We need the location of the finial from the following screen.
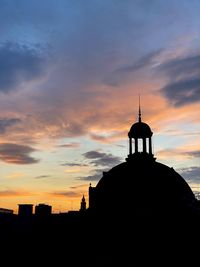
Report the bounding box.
[139,94,142,122]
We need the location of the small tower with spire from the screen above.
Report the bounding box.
[80,195,86,212]
[127,97,153,160]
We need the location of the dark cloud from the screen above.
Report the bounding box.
[80,150,121,181]
[0,42,45,93]
[61,162,88,167]
[58,142,80,148]
[83,150,122,167]
[35,175,51,179]
[178,166,200,183]
[70,184,87,189]
[0,118,21,134]
[159,54,200,106]
[80,170,104,181]
[160,55,200,80]
[161,78,200,106]
[83,151,106,159]
[0,143,39,164]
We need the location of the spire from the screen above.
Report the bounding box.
[138,94,142,122]
[80,194,86,211]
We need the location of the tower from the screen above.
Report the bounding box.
[127,102,153,159]
[18,204,33,217]
[80,195,86,211]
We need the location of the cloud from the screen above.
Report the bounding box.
[157,148,200,162]
[185,150,200,158]
[0,42,45,93]
[0,143,39,164]
[115,50,162,73]
[50,191,81,198]
[58,142,80,148]
[0,190,32,197]
[90,130,126,143]
[161,78,200,107]
[81,174,101,181]
[0,118,21,134]
[61,162,88,167]
[79,150,121,181]
[178,166,200,183]
[6,172,24,179]
[35,175,51,179]
[0,1,199,146]
[80,170,104,181]
[159,54,200,106]
[70,184,88,190]
[64,169,80,173]
[83,150,122,167]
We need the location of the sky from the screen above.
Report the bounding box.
[1,0,200,213]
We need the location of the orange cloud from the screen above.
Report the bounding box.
[0,190,35,197]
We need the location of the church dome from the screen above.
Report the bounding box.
[93,157,196,215]
[88,105,198,218]
[128,121,153,138]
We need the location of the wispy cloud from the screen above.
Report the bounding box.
[6,172,24,179]
[70,184,88,190]
[185,150,200,158]
[61,162,88,167]
[50,191,81,198]
[0,118,21,134]
[115,50,162,73]
[58,142,80,148]
[64,169,80,173]
[90,130,126,143]
[0,190,34,197]
[35,175,51,179]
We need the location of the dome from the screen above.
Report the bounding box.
[128,121,153,138]
[92,156,196,215]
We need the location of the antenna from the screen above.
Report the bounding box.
[138,94,142,122]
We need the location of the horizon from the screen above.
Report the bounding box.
[1,0,200,213]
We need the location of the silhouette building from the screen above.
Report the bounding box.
[18,204,33,217]
[35,203,52,217]
[88,107,197,218]
[0,208,13,214]
[80,195,86,211]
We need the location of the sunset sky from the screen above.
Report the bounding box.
[1,0,200,213]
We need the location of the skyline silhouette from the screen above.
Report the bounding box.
[1,110,200,266]
[1,1,200,213]
[1,2,200,265]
